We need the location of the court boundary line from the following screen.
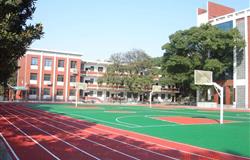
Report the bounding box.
[115,115,143,127]
[15,104,250,160]
[151,110,250,121]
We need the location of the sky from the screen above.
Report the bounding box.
[30,0,249,61]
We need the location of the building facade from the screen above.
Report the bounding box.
[17,48,82,102]
[197,2,250,108]
[16,48,178,103]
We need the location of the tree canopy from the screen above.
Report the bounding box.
[161,24,244,97]
[0,0,43,97]
[98,49,157,94]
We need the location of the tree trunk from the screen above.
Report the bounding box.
[3,81,9,101]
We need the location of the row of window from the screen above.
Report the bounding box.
[31,57,77,68]
[31,57,106,73]
[30,73,77,82]
[29,88,76,96]
[85,66,104,72]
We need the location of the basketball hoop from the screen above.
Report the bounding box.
[149,85,162,108]
[194,70,224,124]
[75,83,88,107]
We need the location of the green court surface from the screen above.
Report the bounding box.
[27,103,250,157]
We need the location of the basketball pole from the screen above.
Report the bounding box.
[75,86,78,107]
[149,91,153,108]
[212,82,224,124]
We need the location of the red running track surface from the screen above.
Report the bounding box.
[0,103,249,160]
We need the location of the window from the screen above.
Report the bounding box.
[43,88,50,95]
[97,91,102,97]
[89,91,94,96]
[81,63,85,70]
[119,92,124,97]
[58,60,64,68]
[80,90,84,96]
[44,58,52,67]
[56,89,63,95]
[98,67,103,72]
[215,21,233,32]
[29,88,37,95]
[90,66,94,71]
[106,91,110,97]
[70,76,76,82]
[70,89,75,96]
[161,94,165,99]
[70,61,77,68]
[31,57,38,65]
[57,75,64,82]
[85,78,94,84]
[44,74,51,81]
[127,92,132,98]
[30,73,37,80]
[80,76,84,82]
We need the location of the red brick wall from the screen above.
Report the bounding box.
[67,58,81,101]
[55,57,67,101]
[41,55,54,100]
[208,2,235,19]
[198,8,206,15]
[16,52,82,101]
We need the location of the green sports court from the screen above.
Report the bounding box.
[26,103,250,158]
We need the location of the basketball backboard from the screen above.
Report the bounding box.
[194,70,213,85]
[75,82,87,90]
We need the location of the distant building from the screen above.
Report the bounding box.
[197,2,249,108]
[16,48,179,103]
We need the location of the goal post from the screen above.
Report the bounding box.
[75,82,87,107]
[149,85,162,108]
[194,70,224,124]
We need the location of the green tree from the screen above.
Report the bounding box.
[161,24,244,97]
[99,49,155,99]
[0,0,43,99]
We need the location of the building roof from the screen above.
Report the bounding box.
[27,48,83,57]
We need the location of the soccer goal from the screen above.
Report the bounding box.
[149,85,162,108]
[75,82,87,107]
[194,70,224,124]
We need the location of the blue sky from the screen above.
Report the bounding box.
[30,0,249,60]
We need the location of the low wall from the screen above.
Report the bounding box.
[197,102,218,108]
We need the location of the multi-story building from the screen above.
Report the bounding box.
[16,48,178,103]
[17,48,82,102]
[197,2,250,108]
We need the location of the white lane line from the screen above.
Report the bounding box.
[151,110,250,120]
[115,115,143,127]
[1,109,101,160]
[55,112,134,128]
[4,107,141,160]
[15,105,222,160]
[0,133,20,160]
[9,107,179,160]
[0,115,61,160]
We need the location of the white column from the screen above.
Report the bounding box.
[207,88,212,101]
[65,56,69,102]
[39,52,43,101]
[196,89,200,103]
[233,18,237,108]
[244,15,249,109]
[52,55,56,102]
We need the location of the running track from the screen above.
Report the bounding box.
[0,103,249,160]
